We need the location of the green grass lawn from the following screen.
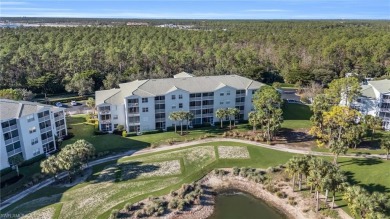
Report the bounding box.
[2,141,389,219]
[281,103,313,129]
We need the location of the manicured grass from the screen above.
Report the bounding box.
[281,103,313,129]
[3,142,389,219]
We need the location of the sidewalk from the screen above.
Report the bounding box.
[0,137,386,211]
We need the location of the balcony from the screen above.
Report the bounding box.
[155,118,165,122]
[100,120,111,124]
[2,124,17,133]
[38,115,51,123]
[42,136,53,145]
[4,136,20,145]
[7,147,22,157]
[379,108,390,112]
[155,109,165,113]
[382,99,390,103]
[235,102,245,106]
[56,124,66,131]
[202,104,214,108]
[236,93,246,98]
[155,100,165,104]
[99,110,111,115]
[190,106,202,110]
[202,113,214,117]
[202,96,214,100]
[190,97,202,101]
[128,112,140,116]
[40,126,52,133]
[55,115,64,121]
[381,117,390,122]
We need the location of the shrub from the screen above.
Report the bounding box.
[168,198,179,209]
[276,191,288,199]
[122,130,127,137]
[110,209,119,219]
[124,202,132,211]
[117,125,124,131]
[177,199,186,211]
[233,167,240,176]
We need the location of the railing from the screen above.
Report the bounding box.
[100,120,111,124]
[155,118,165,122]
[155,100,165,104]
[155,109,165,113]
[38,115,51,122]
[381,117,390,122]
[4,136,20,145]
[7,147,22,157]
[99,110,111,115]
[382,99,390,103]
[202,113,214,117]
[56,125,66,131]
[202,104,214,108]
[40,126,52,133]
[42,136,53,145]
[190,97,202,101]
[55,115,64,121]
[235,102,245,106]
[379,108,390,112]
[128,103,139,107]
[2,124,17,133]
[236,93,246,97]
[202,96,214,100]
[128,112,140,116]
[189,106,202,110]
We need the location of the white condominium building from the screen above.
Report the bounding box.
[96,73,265,133]
[0,99,67,170]
[351,79,390,130]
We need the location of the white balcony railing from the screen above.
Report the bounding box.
[382,99,390,103]
[189,106,202,110]
[55,115,64,121]
[40,126,52,133]
[202,96,214,100]
[56,125,66,131]
[7,147,22,157]
[42,136,53,145]
[380,108,390,112]
[99,110,111,115]
[155,109,165,113]
[155,100,165,104]
[235,102,245,106]
[190,97,202,101]
[100,120,111,124]
[38,115,51,123]
[4,136,20,145]
[2,124,18,133]
[155,118,165,122]
[202,113,214,117]
[236,93,246,98]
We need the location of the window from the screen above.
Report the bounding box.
[179,103,183,108]
[172,95,176,100]
[142,98,148,103]
[33,149,40,156]
[27,115,35,122]
[226,100,230,104]
[220,101,224,105]
[227,91,230,96]
[29,127,36,134]
[220,92,224,96]
[128,99,139,105]
[252,90,257,94]
[114,124,118,128]
[179,94,183,99]
[142,107,149,112]
[113,115,118,120]
[31,137,38,145]
[172,105,176,109]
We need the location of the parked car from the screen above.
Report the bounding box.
[55,102,63,107]
[286,99,302,104]
[71,100,78,106]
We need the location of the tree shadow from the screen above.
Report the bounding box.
[338,158,383,167]
[277,128,314,143]
[90,161,161,183]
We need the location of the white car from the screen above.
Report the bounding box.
[71,100,78,106]
[55,102,63,107]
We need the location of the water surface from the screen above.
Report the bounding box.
[208,190,287,219]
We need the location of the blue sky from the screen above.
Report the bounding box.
[0,0,389,19]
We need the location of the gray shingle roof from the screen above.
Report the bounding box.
[368,79,390,94]
[96,75,265,105]
[0,99,59,121]
[360,85,376,99]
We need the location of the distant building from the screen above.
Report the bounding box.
[351,79,390,130]
[126,22,149,26]
[0,99,67,170]
[95,73,265,133]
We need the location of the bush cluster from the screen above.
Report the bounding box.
[233,167,267,183]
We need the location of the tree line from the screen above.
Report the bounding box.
[1,20,389,95]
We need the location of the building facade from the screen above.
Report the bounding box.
[0,99,67,170]
[350,79,390,130]
[96,73,265,133]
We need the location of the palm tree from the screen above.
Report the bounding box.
[176,111,187,136]
[169,112,179,133]
[248,111,259,132]
[380,138,390,160]
[57,147,78,182]
[307,170,323,212]
[297,155,313,191]
[343,186,371,218]
[286,157,300,191]
[184,112,194,134]
[323,168,347,209]
[227,108,240,128]
[215,108,227,128]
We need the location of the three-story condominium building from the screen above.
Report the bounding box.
[0,99,67,170]
[96,73,265,132]
[351,79,390,130]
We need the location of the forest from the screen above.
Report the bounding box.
[0,20,389,95]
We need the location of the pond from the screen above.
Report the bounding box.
[208,190,287,219]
